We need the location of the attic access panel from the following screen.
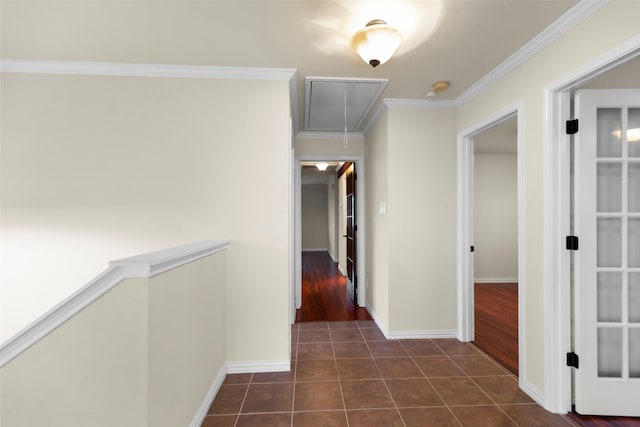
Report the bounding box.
[305,77,388,132]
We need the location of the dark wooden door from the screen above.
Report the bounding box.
[345,165,357,304]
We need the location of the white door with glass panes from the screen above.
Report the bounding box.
[574,89,640,416]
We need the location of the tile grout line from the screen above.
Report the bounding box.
[405,339,464,427]
[231,372,253,427]
[331,326,351,427]
[290,323,301,427]
[435,340,522,426]
[366,330,409,427]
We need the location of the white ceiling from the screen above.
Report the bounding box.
[2,0,581,133]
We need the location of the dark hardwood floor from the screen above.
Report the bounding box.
[474,283,640,426]
[474,282,519,375]
[568,410,640,427]
[295,251,372,322]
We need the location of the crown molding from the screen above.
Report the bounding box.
[0,240,229,368]
[455,0,609,105]
[361,98,456,136]
[296,131,364,140]
[362,100,388,136]
[384,98,458,109]
[0,59,297,81]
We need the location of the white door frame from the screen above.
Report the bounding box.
[456,101,526,388]
[293,155,366,321]
[543,35,640,413]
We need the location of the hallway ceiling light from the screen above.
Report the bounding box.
[316,162,329,171]
[351,19,402,68]
[612,128,640,142]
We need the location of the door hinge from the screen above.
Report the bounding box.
[470,246,475,252]
[566,119,579,135]
[567,352,579,369]
[566,235,579,251]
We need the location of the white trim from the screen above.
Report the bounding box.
[362,100,388,136]
[189,365,227,427]
[110,240,228,278]
[0,240,229,367]
[383,98,457,109]
[363,98,457,137]
[294,155,367,311]
[543,35,640,414]
[302,248,329,252]
[0,58,296,81]
[522,381,546,407]
[296,131,364,140]
[386,330,457,340]
[365,303,389,337]
[289,70,300,137]
[225,360,291,374]
[474,277,519,284]
[361,0,608,135]
[456,100,527,393]
[455,0,608,105]
[304,76,388,132]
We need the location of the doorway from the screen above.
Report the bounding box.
[457,103,525,383]
[544,42,640,415]
[294,156,367,322]
[472,116,519,375]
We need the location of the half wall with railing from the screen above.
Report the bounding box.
[0,240,229,427]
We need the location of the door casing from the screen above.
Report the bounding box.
[543,36,640,413]
[457,101,526,391]
[293,155,366,320]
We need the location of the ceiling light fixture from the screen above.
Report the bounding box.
[351,19,402,68]
[316,162,329,171]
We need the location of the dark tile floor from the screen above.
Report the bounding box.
[201,321,577,427]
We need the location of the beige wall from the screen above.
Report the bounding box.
[0,278,149,427]
[301,184,329,251]
[295,136,365,157]
[474,154,518,282]
[387,108,458,333]
[0,73,291,364]
[456,0,640,392]
[0,252,227,427]
[364,114,390,328]
[147,254,226,427]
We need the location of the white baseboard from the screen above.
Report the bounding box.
[365,303,388,338]
[474,277,518,283]
[189,364,227,427]
[302,248,328,252]
[386,330,457,340]
[521,378,545,407]
[226,359,291,374]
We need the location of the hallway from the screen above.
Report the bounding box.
[295,251,371,322]
[201,321,575,427]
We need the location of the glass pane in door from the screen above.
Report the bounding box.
[629,108,640,158]
[630,328,640,378]
[597,273,622,322]
[598,218,622,267]
[598,327,623,377]
[597,163,622,212]
[630,162,640,212]
[630,218,640,268]
[597,108,622,157]
[630,273,640,323]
